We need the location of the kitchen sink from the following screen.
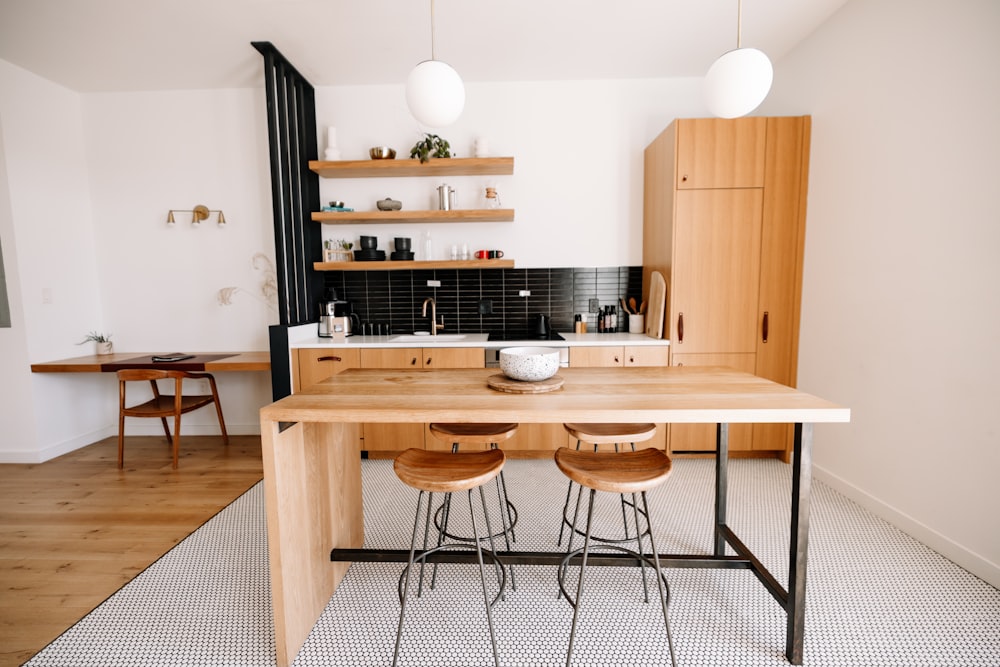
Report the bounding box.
[389,333,487,343]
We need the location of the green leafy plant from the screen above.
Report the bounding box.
[409,133,452,163]
[77,331,112,344]
[337,239,353,250]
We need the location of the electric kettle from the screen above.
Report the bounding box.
[534,313,552,337]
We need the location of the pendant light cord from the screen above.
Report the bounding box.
[430,0,437,60]
[736,0,743,48]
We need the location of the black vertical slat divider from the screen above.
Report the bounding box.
[253,41,322,399]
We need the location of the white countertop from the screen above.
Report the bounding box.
[287,323,669,349]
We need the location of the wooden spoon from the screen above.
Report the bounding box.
[639,300,647,314]
[629,297,637,314]
[620,297,631,314]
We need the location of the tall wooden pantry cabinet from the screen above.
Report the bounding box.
[642,116,811,462]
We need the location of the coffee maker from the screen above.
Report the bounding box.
[318,288,358,337]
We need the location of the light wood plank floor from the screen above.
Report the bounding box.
[0,435,263,667]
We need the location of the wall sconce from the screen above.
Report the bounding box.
[166,205,226,227]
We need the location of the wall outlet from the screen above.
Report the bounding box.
[478,298,493,314]
[589,298,600,313]
[519,290,531,297]
[427,280,441,287]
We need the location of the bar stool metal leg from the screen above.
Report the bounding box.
[393,490,427,667]
[566,488,596,667]
[643,491,678,667]
[470,488,502,666]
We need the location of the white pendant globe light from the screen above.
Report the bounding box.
[704,0,773,119]
[406,0,465,128]
[406,59,465,128]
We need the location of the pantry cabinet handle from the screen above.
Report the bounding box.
[762,311,769,343]
[318,355,342,363]
[412,357,419,366]
[614,355,620,364]
[677,312,684,344]
[423,357,430,366]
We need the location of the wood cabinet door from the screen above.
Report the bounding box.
[569,346,624,367]
[668,353,755,453]
[423,347,485,369]
[670,188,763,355]
[359,348,424,451]
[294,348,361,393]
[675,117,766,189]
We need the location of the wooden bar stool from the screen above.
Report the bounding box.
[559,423,657,600]
[392,448,508,667]
[554,446,678,667]
[428,423,519,589]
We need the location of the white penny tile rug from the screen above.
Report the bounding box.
[25,458,1000,667]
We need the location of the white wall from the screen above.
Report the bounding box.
[762,0,1000,586]
[312,78,705,266]
[0,63,275,462]
[0,59,110,461]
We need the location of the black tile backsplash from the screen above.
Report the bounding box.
[323,266,643,335]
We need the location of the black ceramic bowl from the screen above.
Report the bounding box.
[394,237,411,251]
[359,235,378,250]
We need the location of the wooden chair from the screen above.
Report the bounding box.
[554,446,677,667]
[117,369,228,469]
[392,448,507,667]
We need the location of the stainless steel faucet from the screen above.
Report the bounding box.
[421,297,445,335]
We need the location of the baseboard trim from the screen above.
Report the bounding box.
[0,425,261,464]
[814,464,1000,589]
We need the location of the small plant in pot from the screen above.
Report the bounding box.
[409,133,452,163]
[78,331,113,355]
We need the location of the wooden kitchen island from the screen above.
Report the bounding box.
[259,366,849,667]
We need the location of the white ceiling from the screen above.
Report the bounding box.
[0,0,847,93]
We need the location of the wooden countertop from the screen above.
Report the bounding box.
[31,351,270,373]
[262,366,849,425]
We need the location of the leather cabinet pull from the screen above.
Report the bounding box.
[677,313,684,343]
[318,355,342,363]
[762,311,769,343]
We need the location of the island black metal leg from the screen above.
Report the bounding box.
[786,423,813,665]
[714,423,729,556]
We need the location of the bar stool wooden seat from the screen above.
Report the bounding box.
[428,423,519,586]
[554,446,678,667]
[558,423,657,600]
[392,448,508,667]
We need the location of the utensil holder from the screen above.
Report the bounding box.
[628,314,645,334]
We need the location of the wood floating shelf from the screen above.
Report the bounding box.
[314,259,514,272]
[312,209,514,224]
[309,157,514,178]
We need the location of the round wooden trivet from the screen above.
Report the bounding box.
[487,373,565,394]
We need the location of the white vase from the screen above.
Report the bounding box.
[96,341,113,355]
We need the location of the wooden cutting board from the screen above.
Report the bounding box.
[645,270,667,339]
[487,374,565,394]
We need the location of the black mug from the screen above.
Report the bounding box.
[488,250,504,259]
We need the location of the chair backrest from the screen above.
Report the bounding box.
[116,369,209,382]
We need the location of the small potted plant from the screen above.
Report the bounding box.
[324,239,353,262]
[78,331,113,355]
[409,133,452,163]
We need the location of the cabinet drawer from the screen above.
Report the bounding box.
[570,346,624,367]
[294,348,361,392]
[360,347,422,368]
[624,346,669,367]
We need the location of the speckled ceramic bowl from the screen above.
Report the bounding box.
[499,346,560,382]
